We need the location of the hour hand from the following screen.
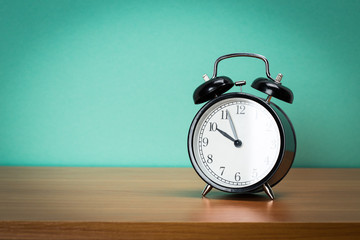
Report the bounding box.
[217,128,236,142]
[217,128,242,148]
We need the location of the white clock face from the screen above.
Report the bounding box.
[192,96,281,189]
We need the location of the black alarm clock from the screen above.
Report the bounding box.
[187,53,296,200]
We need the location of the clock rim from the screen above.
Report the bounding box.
[187,92,285,193]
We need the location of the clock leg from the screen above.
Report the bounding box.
[262,183,275,200]
[201,184,213,197]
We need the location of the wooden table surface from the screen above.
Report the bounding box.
[0,167,359,239]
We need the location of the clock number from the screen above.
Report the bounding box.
[221,110,229,119]
[235,172,241,181]
[265,121,272,131]
[252,169,258,178]
[270,140,277,149]
[237,105,245,114]
[207,154,213,164]
[202,137,209,147]
[209,122,217,131]
[265,156,270,165]
[220,166,225,176]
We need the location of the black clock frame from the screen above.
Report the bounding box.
[188,92,294,194]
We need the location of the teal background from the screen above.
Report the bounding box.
[1,0,359,167]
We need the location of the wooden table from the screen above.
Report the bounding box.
[0,167,359,239]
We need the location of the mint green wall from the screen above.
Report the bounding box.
[1,0,359,167]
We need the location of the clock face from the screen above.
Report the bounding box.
[190,95,283,191]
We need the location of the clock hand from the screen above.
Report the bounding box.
[217,128,236,142]
[226,110,242,147]
[226,110,239,140]
[217,127,242,148]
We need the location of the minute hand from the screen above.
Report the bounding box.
[226,110,239,140]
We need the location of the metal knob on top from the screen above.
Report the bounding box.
[251,73,294,103]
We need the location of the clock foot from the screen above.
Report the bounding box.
[201,184,213,197]
[262,183,275,200]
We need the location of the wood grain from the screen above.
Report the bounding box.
[0,167,360,239]
[1,222,359,240]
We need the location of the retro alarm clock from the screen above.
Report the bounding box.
[187,53,296,199]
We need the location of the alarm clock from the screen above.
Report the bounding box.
[187,53,296,200]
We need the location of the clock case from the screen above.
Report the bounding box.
[187,53,296,199]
